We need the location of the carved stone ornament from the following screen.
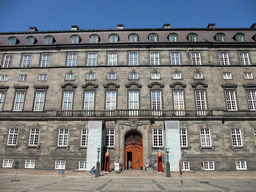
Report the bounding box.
[125,134,142,146]
[129,119,138,129]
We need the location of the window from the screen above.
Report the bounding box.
[151,73,160,79]
[194,72,204,79]
[0,92,5,111]
[231,129,243,146]
[108,53,117,66]
[2,55,12,68]
[41,54,50,67]
[129,34,138,42]
[87,53,97,66]
[223,72,232,80]
[235,33,245,42]
[191,52,201,65]
[180,129,187,147]
[150,53,159,65]
[151,91,162,110]
[225,91,237,110]
[107,73,116,80]
[216,33,225,42]
[105,129,115,147]
[71,35,79,44]
[79,161,86,170]
[200,129,211,146]
[66,73,74,80]
[173,91,185,115]
[90,35,99,43]
[109,34,118,43]
[25,160,35,168]
[0,75,8,82]
[254,128,256,140]
[19,74,27,81]
[246,90,256,110]
[182,161,190,171]
[203,161,214,170]
[84,91,94,110]
[129,73,138,80]
[34,92,46,111]
[149,33,158,42]
[235,161,247,170]
[38,74,47,81]
[67,54,77,66]
[26,36,35,45]
[55,160,66,169]
[13,92,25,111]
[22,55,32,67]
[86,74,95,80]
[44,36,53,44]
[219,52,230,65]
[29,128,40,146]
[7,128,18,145]
[129,52,138,66]
[240,52,250,65]
[153,129,163,147]
[2,159,13,168]
[170,52,180,65]
[62,92,73,110]
[106,91,116,110]
[173,72,182,79]
[244,72,253,80]
[129,91,139,112]
[169,33,178,42]
[8,37,17,45]
[188,33,198,42]
[58,129,69,146]
[81,129,89,147]
[195,91,207,111]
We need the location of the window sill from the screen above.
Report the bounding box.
[79,147,87,150]
[199,146,214,150]
[128,79,139,81]
[152,146,164,149]
[5,145,18,149]
[64,79,75,81]
[106,79,117,81]
[232,146,246,150]
[27,145,40,149]
[85,79,96,81]
[56,146,70,150]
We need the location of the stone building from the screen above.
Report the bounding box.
[0,23,256,172]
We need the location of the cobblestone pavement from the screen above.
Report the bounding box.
[0,169,256,192]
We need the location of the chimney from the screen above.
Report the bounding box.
[207,23,216,29]
[71,25,79,30]
[117,24,124,29]
[163,23,171,29]
[250,23,256,28]
[29,27,38,32]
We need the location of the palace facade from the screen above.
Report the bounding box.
[0,23,256,171]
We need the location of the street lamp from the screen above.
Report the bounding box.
[96,145,100,177]
[166,145,171,177]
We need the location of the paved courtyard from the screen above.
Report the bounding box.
[0,169,256,192]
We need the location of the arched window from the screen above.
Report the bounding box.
[149,33,158,42]
[109,34,119,43]
[71,35,80,44]
[90,35,99,43]
[215,33,225,42]
[235,33,245,42]
[26,36,35,45]
[44,36,53,44]
[188,33,198,42]
[8,37,17,45]
[129,34,139,42]
[168,33,178,42]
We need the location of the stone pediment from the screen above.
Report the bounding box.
[103,82,120,89]
[125,82,142,89]
[61,83,77,90]
[82,82,98,89]
[191,82,208,89]
[170,82,186,89]
[148,82,164,89]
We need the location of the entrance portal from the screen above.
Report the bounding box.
[124,130,143,170]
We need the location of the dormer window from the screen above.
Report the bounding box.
[235,33,245,42]
[129,34,139,42]
[168,33,178,42]
[44,36,53,44]
[26,36,35,45]
[90,35,99,43]
[71,35,80,44]
[109,34,119,43]
[149,33,158,42]
[8,37,17,45]
[188,33,198,42]
[216,33,225,42]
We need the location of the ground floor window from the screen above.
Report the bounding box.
[55,160,66,169]
[235,161,247,170]
[203,161,214,170]
[25,160,35,168]
[182,161,190,171]
[2,159,13,168]
[79,161,86,170]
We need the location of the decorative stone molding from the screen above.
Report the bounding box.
[191,81,208,89]
[103,82,120,89]
[61,83,77,89]
[148,82,164,88]
[82,82,98,89]
[170,82,186,89]
[125,82,142,88]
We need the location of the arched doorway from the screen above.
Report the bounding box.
[124,130,143,170]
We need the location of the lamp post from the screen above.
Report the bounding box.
[166,145,171,177]
[96,145,100,177]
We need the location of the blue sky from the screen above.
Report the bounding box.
[0,0,256,32]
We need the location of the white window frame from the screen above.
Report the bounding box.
[105,129,115,147]
[84,91,94,110]
[38,74,47,81]
[231,129,243,146]
[195,91,207,110]
[151,91,162,111]
[150,52,159,65]
[149,34,158,42]
[25,160,36,168]
[34,92,45,111]
[181,161,190,171]
[129,34,138,42]
[223,72,232,80]
[0,75,8,81]
[3,55,12,68]
[194,72,203,79]
[191,52,201,65]
[62,91,73,110]
[244,72,253,79]
[81,129,89,147]
[45,36,53,44]
[79,161,86,170]
[110,34,118,43]
[58,129,69,147]
[239,52,250,65]
[26,37,35,45]
[108,53,117,66]
[22,55,31,67]
[90,35,99,43]
[13,92,25,111]
[0,92,5,111]
[203,161,215,170]
[153,129,163,147]
[173,72,182,79]
[225,91,237,111]
[219,52,230,65]
[29,128,40,146]
[129,52,138,66]
[55,160,66,169]
[151,72,160,79]
[41,54,50,67]
[67,53,77,67]
[129,91,139,113]
[170,52,180,65]
[247,90,256,110]
[19,74,27,81]
[86,74,95,80]
[87,53,97,66]
[129,73,138,80]
[7,128,18,145]
[8,37,16,45]
[200,128,211,147]
[106,91,116,110]
[3,159,13,168]
[173,91,185,112]
[107,73,116,80]
[180,128,188,147]
[235,161,247,170]
[71,36,79,44]
[169,34,178,42]
[65,73,75,80]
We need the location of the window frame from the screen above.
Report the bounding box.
[81,129,89,147]
[150,52,160,65]
[108,53,117,66]
[106,91,116,110]
[79,161,86,170]
[200,128,212,147]
[168,33,178,42]
[235,33,245,42]
[67,53,77,67]
[40,54,51,67]
[55,160,66,169]
[129,72,138,80]
[239,52,250,65]
[25,160,36,168]
[33,91,46,111]
[44,36,53,45]
[2,55,12,68]
[8,37,17,45]
[224,90,238,111]
[62,91,74,111]
[129,34,139,42]
[128,90,139,111]
[181,161,190,171]
[107,73,116,80]
[191,52,201,65]
[109,34,119,43]
[173,90,185,112]
[87,53,97,66]
[13,91,26,111]
[180,128,188,147]
[38,74,47,81]
[151,72,160,80]
[105,129,115,147]
[244,72,253,80]
[2,159,13,168]
[90,34,99,43]
[21,55,32,67]
[172,72,182,80]
[151,90,162,111]
[153,129,164,147]
[223,72,232,80]
[65,73,75,81]
[194,72,204,80]
[149,33,158,42]
[203,161,215,170]
[58,128,69,147]
[26,36,35,45]
[83,91,95,111]
[246,90,256,110]
[215,33,225,42]
[129,52,138,66]
[0,75,8,82]
[7,128,19,146]
[28,128,40,146]
[170,52,181,65]
[235,161,247,170]
[188,33,198,42]
[231,128,243,146]
[71,35,80,44]
[219,52,230,65]
[0,91,6,111]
